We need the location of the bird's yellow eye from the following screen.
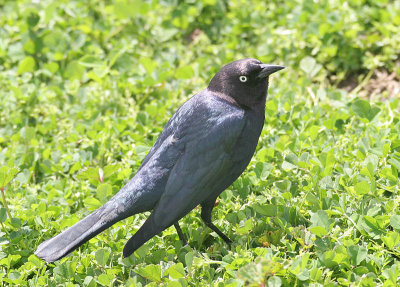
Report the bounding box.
[239,76,247,82]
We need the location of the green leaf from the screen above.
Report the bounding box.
[8,271,21,280]
[113,0,143,18]
[83,197,101,210]
[97,183,113,203]
[254,162,273,180]
[237,262,263,284]
[140,57,157,74]
[237,219,253,235]
[98,273,113,286]
[79,55,106,68]
[0,208,7,222]
[0,166,19,188]
[185,252,193,271]
[135,264,162,282]
[267,276,282,287]
[27,12,40,27]
[54,262,76,278]
[352,99,370,118]
[83,276,96,287]
[17,57,36,74]
[390,215,400,230]
[78,167,99,181]
[382,231,400,250]
[352,99,380,121]
[166,263,185,279]
[289,254,310,281]
[310,210,333,232]
[347,245,367,265]
[379,167,398,182]
[15,169,30,185]
[44,62,59,74]
[252,204,277,217]
[64,60,84,80]
[309,226,328,237]
[103,165,120,178]
[95,248,110,266]
[299,56,322,77]
[175,66,194,79]
[354,181,369,195]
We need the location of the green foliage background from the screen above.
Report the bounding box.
[0,0,400,285]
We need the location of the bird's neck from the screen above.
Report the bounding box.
[208,89,267,112]
[208,89,242,108]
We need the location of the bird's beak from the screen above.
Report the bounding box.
[257,64,285,78]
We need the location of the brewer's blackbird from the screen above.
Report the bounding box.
[35,58,284,263]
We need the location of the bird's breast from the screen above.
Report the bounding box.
[231,109,265,164]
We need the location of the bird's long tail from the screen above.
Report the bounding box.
[34,202,124,263]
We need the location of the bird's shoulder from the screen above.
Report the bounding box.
[138,90,245,170]
[171,89,245,125]
[168,90,245,141]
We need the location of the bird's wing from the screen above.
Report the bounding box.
[154,111,245,226]
[123,93,246,256]
[138,95,197,170]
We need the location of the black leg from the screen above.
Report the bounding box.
[201,201,232,244]
[174,222,187,245]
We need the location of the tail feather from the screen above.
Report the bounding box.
[35,206,122,263]
[123,213,168,258]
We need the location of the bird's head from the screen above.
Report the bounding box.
[208,58,284,109]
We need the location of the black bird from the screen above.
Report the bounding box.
[35,58,284,263]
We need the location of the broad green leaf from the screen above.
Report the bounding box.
[185,252,193,271]
[254,162,273,180]
[95,248,110,266]
[237,262,262,284]
[165,263,185,279]
[265,100,278,113]
[390,215,400,230]
[98,274,113,286]
[0,167,19,188]
[103,165,120,178]
[252,204,277,217]
[309,226,327,237]
[299,56,321,77]
[237,219,253,235]
[267,276,282,287]
[310,210,332,231]
[140,57,157,74]
[352,99,380,121]
[54,262,77,278]
[175,66,194,79]
[83,197,101,210]
[382,231,400,250]
[135,264,162,282]
[347,245,367,265]
[64,60,84,80]
[27,12,40,27]
[379,167,398,182]
[289,254,310,281]
[15,169,30,185]
[79,55,105,68]
[17,56,35,74]
[354,181,369,195]
[78,168,99,181]
[83,276,96,287]
[97,183,113,202]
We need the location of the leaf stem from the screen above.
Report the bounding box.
[0,187,12,219]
